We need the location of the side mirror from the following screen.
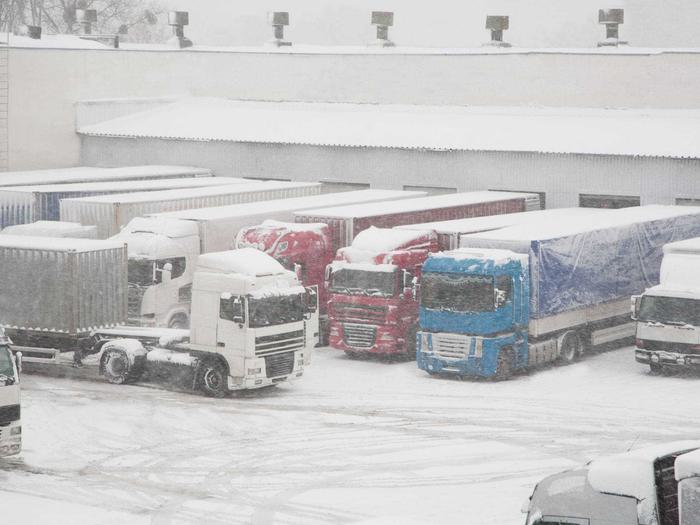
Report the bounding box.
[294,263,303,282]
[324,265,332,288]
[14,351,22,375]
[495,289,507,308]
[631,295,641,320]
[158,262,173,283]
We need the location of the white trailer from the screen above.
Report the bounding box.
[0,328,21,458]
[1,221,98,238]
[118,189,422,328]
[0,177,247,228]
[60,181,322,238]
[0,165,212,187]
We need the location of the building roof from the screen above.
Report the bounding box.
[78,97,700,158]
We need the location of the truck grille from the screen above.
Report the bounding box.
[640,339,700,355]
[256,330,304,357]
[127,284,147,324]
[264,351,294,378]
[0,404,20,426]
[433,333,471,359]
[343,323,376,348]
[333,303,387,323]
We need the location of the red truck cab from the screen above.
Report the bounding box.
[326,227,438,357]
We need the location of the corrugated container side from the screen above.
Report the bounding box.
[0,190,33,228]
[62,184,321,238]
[295,215,349,253]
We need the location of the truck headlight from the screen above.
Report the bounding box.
[247,368,261,375]
[10,426,21,436]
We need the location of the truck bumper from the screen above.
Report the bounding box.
[0,420,21,457]
[416,331,508,378]
[635,348,700,369]
[417,351,488,377]
[227,352,305,391]
[329,322,407,355]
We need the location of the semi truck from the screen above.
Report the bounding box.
[523,441,700,525]
[416,206,700,379]
[0,328,21,458]
[60,181,321,238]
[0,176,245,228]
[0,165,212,188]
[117,190,421,328]
[295,191,541,355]
[0,236,317,396]
[633,237,700,375]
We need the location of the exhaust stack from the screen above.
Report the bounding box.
[168,11,193,49]
[370,11,395,47]
[75,9,97,35]
[484,16,511,48]
[268,12,291,47]
[598,9,627,47]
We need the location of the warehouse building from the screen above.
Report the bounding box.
[79,97,700,209]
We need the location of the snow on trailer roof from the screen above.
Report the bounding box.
[0,176,246,194]
[0,234,124,252]
[78,97,700,158]
[350,226,434,252]
[296,191,528,219]
[196,248,288,277]
[0,165,212,187]
[150,190,425,221]
[462,205,700,245]
[63,181,320,204]
[0,221,97,238]
[397,207,604,235]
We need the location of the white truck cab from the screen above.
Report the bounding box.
[0,328,21,457]
[114,218,200,328]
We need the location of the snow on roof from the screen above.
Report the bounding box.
[0,221,97,239]
[463,205,700,243]
[116,217,199,239]
[675,449,700,481]
[432,248,528,266]
[63,181,319,204]
[587,441,700,500]
[78,97,700,158]
[0,176,245,194]
[150,190,424,221]
[297,192,526,219]
[259,220,328,233]
[0,165,211,187]
[397,208,605,235]
[196,248,288,277]
[0,234,125,253]
[351,226,434,252]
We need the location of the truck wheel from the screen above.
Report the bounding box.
[102,348,138,384]
[168,314,189,329]
[559,332,581,364]
[493,349,514,381]
[196,361,228,398]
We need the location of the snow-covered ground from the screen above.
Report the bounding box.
[2,346,699,524]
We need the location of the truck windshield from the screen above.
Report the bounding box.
[0,347,16,385]
[249,294,304,328]
[421,273,494,313]
[638,295,700,326]
[128,259,154,286]
[329,268,396,297]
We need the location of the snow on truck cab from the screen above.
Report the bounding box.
[633,237,700,374]
[524,441,700,525]
[100,249,318,396]
[0,328,21,457]
[325,227,438,356]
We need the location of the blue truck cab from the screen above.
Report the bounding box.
[416,249,529,379]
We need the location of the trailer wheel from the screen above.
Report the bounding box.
[102,348,137,384]
[196,361,228,398]
[559,332,581,364]
[493,349,514,381]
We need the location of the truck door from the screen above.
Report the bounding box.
[217,294,248,377]
[305,286,320,348]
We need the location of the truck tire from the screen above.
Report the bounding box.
[196,360,228,398]
[559,332,581,364]
[102,348,141,384]
[168,314,189,330]
[493,349,514,381]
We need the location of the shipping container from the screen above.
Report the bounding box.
[0,165,212,188]
[61,181,322,238]
[294,191,540,253]
[153,189,426,253]
[0,235,128,337]
[0,177,248,228]
[1,221,98,239]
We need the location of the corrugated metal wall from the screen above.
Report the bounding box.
[0,40,7,172]
[82,136,700,209]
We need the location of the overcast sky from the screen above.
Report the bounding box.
[164,0,700,49]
